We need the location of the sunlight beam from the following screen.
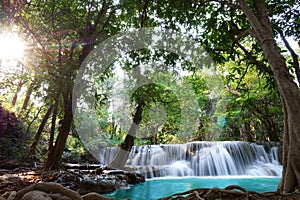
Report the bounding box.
[0,32,26,61]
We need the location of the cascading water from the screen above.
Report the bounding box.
[98,141,282,178]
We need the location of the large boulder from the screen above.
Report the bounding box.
[78,170,145,195]
[102,170,145,185]
[78,179,116,195]
[124,171,145,184]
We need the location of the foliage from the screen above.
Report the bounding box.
[219,65,283,142]
[131,82,181,144]
[0,104,30,160]
[62,135,89,163]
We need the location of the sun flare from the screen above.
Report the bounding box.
[0,32,26,61]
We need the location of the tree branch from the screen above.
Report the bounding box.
[236,42,273,75]
[253,0,273,37]
[94,0,108,29]
[237,0,265,43]
[140,0,150,28]
[277,30,300,86]
[226,85,242,97]
[231,28,256,52]
[101,5,118,32]
[236,64,250,89]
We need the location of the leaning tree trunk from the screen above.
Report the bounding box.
[44,93,73,170]
[29,105,53,155]
[20,82,34,112]
[49,98,59,151]
[238,0,300,193]
[264,47,300,193]
[11,79,23,107]
[109,101,145,169]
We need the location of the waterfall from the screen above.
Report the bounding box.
[98,141,282,178]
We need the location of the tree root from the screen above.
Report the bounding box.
[13,182,81,200]
[81,192,114,200]
[159,185,300,200]
[3,182,300,200]
[0,182,113,200]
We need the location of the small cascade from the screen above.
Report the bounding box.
[270,147,280,164]
[98,141,282,178]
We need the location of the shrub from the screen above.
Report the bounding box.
[0,105,29,160]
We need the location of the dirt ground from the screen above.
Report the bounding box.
[0,167,42,195]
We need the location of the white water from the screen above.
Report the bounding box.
[98,141,282,178]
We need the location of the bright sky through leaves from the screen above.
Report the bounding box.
[0,32,26,61]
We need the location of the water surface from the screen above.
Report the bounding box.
[105,176,280,200]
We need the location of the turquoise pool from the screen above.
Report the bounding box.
[105,176,281,200]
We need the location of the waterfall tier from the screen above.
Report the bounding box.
[99,141,282,179]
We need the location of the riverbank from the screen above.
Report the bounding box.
[0,160,144,199]
[1,164,300,200]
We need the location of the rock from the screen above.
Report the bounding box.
[103,170,125,175]
[125,172,145,184]
[63,163,102,170]
[101,169,145,184]
[78,179,116,195]
[21,190,52,200]
[82,192,114,200]
[41,170,81,190]
[79,169,145,193]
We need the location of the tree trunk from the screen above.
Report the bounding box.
[18,82,34,118]
[44,94,73,171]
[29,105,53,155]
[11,79,23,107]
[21,82,34,111]
[49,98,59,151]
[272,56,300,193]
[25,106,43,136]
[109,101,145,169]
[257,13,300,198]
[238,0,300,193]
